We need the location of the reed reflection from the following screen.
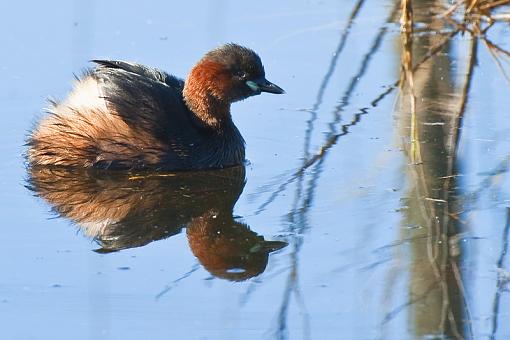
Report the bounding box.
[239,0,509,337]
[396,0,472,337]
[26,165,286,281]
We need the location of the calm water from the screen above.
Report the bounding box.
[2,1,510,339]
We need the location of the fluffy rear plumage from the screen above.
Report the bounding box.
[27,70,172,169]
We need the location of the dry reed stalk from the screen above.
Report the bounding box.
[480,0,510,11]
[467,0,481,13]
[491,13,510,20]
[483,39,510,85]
[399,25,420,163]
[441,0,510,23]
[400,0,413,32]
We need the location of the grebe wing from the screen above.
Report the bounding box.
[92,59,184,91]
[92,65,197,143]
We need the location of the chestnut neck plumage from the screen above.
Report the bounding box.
[183,59,232,131]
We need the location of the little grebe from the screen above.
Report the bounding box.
[27,43,284,170]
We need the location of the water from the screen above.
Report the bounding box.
[1,0,510,339]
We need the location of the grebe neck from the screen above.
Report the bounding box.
[183,60,232,130]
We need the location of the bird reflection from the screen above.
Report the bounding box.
[26,165,286,281]
[187,209,286,281]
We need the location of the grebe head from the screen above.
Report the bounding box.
[203,43,284,101]
[183,44,284,123]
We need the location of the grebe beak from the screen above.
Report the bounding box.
[246,78,285,94]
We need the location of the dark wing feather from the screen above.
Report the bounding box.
[91,59,184,91]
[91,66,199,144]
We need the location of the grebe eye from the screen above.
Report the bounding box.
[237,71,248,79]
